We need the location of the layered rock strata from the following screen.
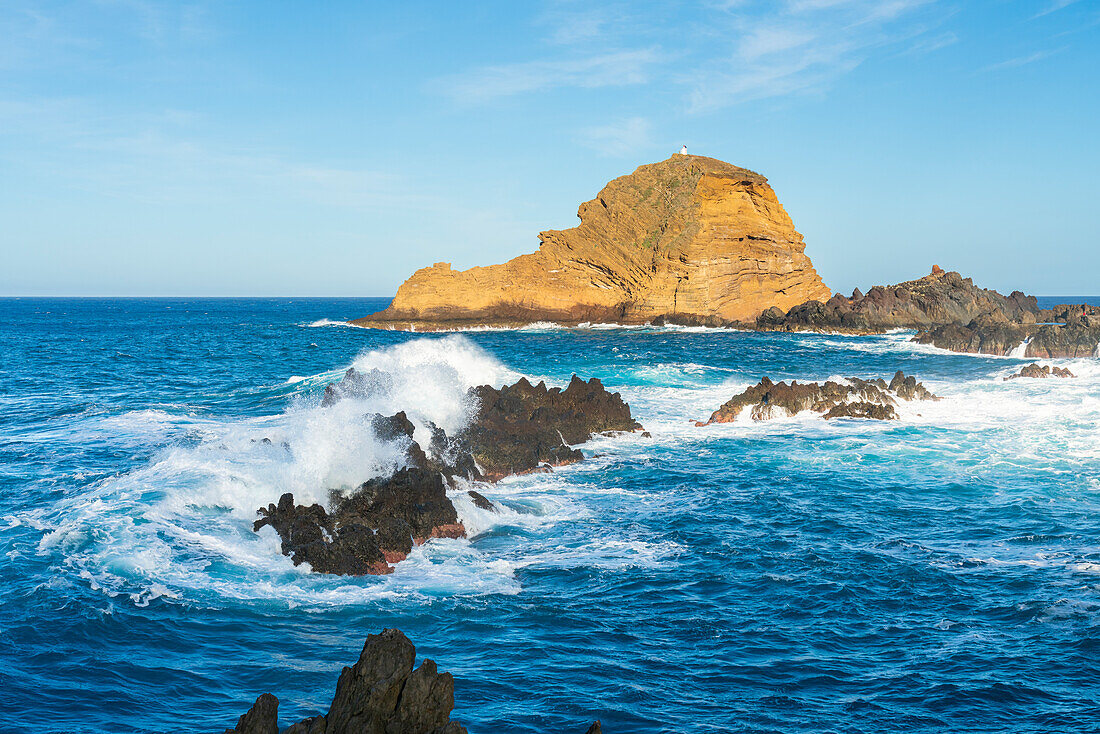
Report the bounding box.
[255,371,641,575]
[353,155,830,329]
[699,371,938,424]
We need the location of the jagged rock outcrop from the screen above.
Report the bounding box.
[699,371,938,424]
[466,375,641,480]
[222,630,601,734]
[223,629,467,734]
[1005,363,1075,380]
[755,267,1040,334]
[352,155,830,329]
[255,373,642,575]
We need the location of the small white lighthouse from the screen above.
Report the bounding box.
[678,145,688,155]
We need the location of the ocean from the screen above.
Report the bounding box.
[2,297,1099,733]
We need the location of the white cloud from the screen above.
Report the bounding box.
[1032,0,1081,19]
[436,48,662,102]
[980,47,1065,72]
[688,0,943,112]
[578,117,653,157]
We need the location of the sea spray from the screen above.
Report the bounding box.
[1009,338,1031,358]
[24,336,527,606]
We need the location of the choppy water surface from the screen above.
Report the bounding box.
[2,298,1100,733]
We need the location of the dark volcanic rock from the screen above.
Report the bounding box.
[915,320,1100,358]
[823,401,897,420]
[336,468,465,545]
[224,693,278,734]
[258,376,642,575]
[254,493,391,576]
[1005,363,1076,380]
[755,268,1040,334]
[701,371,937,424]
[912,316,1028,356]
[465,375,641,480]
[225,629,468,734]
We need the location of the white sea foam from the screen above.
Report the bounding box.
[24,336,533,608]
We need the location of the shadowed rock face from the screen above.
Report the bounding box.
[352,155,830,330]
[1005,363,1076,380]
[254,373,642,575]
[755,268,1040,334]
[700,371,938,424]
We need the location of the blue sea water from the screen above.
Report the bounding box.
[2,297,1100,733]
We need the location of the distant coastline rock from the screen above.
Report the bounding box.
[755,267,1040,334]
[698,371,938,424]
[352,155,830,330]
[254,371,642,575]
[1004,363,1075,380]
[915,317,1100,358]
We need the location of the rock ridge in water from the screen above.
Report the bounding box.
[755,267,1041,333]
[352,155,830,329]
[254,370,642,575]
[699,371,938,424]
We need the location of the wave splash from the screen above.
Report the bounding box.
[26,336,532,607]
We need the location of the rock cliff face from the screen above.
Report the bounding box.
[353,155,830,329]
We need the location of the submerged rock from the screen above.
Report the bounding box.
[700,371,938,424]
[1005,363,1076,380]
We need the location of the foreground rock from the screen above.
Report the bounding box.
[255,373,641,575]
[223,629,601,734]
[224,629,465,734]
[699,371,938,424]
[756,267,1040,334]
[1005,363,1076,380]
[352,155,830,330]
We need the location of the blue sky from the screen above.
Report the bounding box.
[1,0,1097,297]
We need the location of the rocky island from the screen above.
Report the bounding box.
[353,155,830,329]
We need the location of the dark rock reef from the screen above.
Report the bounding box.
[699,371,938,424]
[254,371,641,575]
[1005,363,1076,380]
